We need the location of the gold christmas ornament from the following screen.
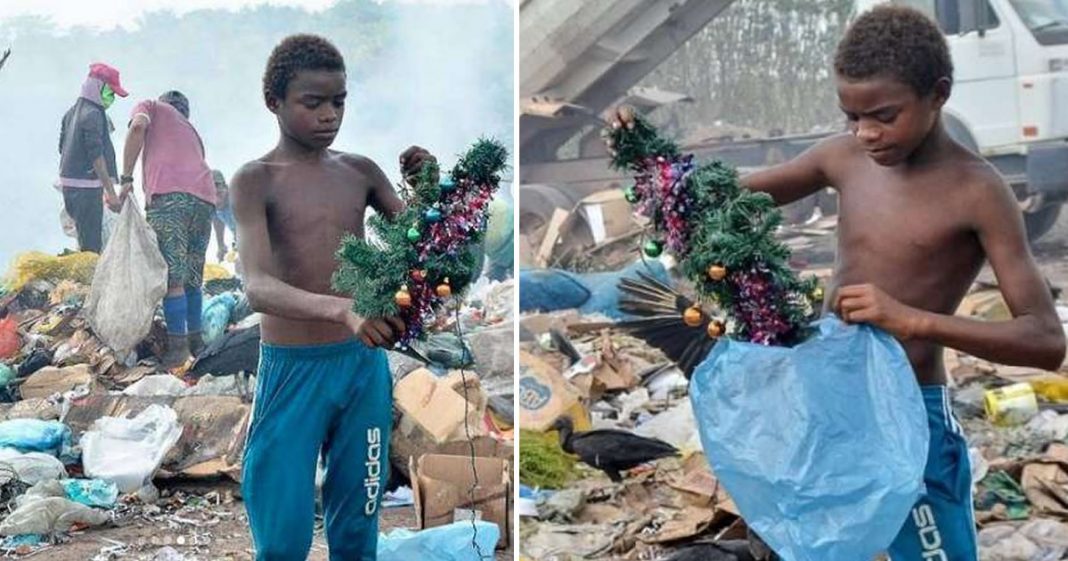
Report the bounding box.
[395,286,412,308]
[706,320,725,339]
[436,278,452,298]
[683,306,703,327]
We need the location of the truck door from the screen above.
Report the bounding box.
[944,0,1020,149]
[889,0,1019,150]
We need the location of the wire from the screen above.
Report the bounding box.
[452,305,491,560]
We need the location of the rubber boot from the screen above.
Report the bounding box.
[188,331,205,358]
[162,334,191,369]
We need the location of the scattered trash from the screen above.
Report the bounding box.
[151,545,188,561]
[61,478,118,508]
[536,488,586,522]
[16,349,52,378]
[201,292,238,345]
[0,496,108,536]
[0,419,72,457]
[978,519,1068,561]
[20,364,95,400]
[382,486,414,508]
[189,324,260,377]
[0,364,14,387]
[80,404,183,492]
[0,318,18,360]
[394,369,486,444]
[986,383,1040,426]
[5,251,98,292]
[121,374,187,397]
[411,454,511,549]
[378,520,500,561]
[0,448,66,485]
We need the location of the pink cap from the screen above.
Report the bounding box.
[88,62,128,97]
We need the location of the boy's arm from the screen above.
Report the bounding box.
[837,175,1066,370]
[231,164,402,346]
[740,135,843,205]
[359,146,436,221]
[361,157,405,220]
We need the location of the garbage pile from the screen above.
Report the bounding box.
[0,251,515,558]
[518,264,1068,561]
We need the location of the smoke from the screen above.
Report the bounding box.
[0,0,513,266]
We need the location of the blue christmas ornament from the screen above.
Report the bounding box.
[425,208,443,223]
[439,176,456,193]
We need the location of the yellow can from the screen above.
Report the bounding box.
[984,383,1039,426]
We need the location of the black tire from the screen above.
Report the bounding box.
[1024,203,1062,242]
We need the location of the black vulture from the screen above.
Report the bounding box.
[551,416,678,483]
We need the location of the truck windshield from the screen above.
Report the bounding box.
[1008,0,1068,44]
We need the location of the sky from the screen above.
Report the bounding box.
[0,0,508,30]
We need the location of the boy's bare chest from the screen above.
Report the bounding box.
[264,171,372,242]
[836,174,974,259]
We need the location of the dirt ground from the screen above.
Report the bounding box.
[31,481,512,561]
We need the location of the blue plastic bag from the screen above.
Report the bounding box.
[62,479,118,508]
[0,420,73,459]
[202,292,238,345]
[690,316,929,561]
[377,520,499,561]
[519,260,669,319]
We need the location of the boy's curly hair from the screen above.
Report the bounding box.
[262,34,345,103]
[834,5,953,96]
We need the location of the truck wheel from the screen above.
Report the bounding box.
[1024,203,1062,242]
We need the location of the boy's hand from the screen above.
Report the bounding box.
[344,311,406,348]
[835,284,926,340]
[399,146,438,186]
[605,105,637,131]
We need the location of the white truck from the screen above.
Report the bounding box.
[860,0,1068,239]
[519,0,1068,249]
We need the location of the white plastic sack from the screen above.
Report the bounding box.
[182,374,254,397]
[15,480,65,508]
[634,399,702,453]
[0,448,66,485]
[122,374,187,397]
[0,496,108,536]
[84,201,167,352]
[80,404,183,493]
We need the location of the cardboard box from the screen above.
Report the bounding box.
[518,350,583,432]
[411,453,512,549]
[393,368,486,444]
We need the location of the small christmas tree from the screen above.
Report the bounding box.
[332,139,508,346]
[607,113,818,346]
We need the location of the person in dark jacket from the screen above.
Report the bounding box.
[58,62,128,253]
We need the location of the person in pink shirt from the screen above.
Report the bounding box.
[119,90,217,368]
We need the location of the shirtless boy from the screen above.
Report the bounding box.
[232,34,435,560]
[611,6,1064,560]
